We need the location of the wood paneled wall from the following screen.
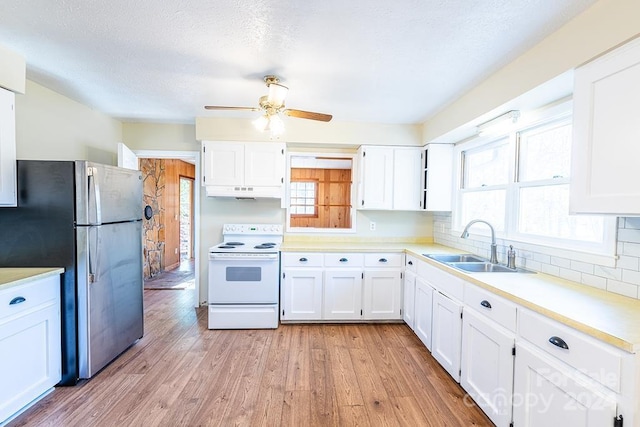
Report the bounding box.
[291,168,351,229]
[163,159,195,270]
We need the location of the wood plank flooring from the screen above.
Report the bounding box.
[10,290,493,426]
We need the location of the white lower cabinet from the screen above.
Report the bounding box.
[431,290,463,382]
[0,274,61,424]
[513,342,617,427]
[324,268,363,320]
[281,251,404,322]
[461,308,515,427]
[280,268,323,320]
[413,276,434,351]
[402,269,416,328]
[363,269,402,320]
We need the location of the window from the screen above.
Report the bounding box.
[455,110,614,254]
[290,181,318,216]
[287,153,355,232]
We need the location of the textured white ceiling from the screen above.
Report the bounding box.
[0,0,596,124]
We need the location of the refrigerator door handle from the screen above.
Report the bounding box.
[88,166,102,225]
[88,226,98,283]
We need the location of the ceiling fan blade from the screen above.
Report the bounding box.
[204,106,260,111]
[283,109,333,122]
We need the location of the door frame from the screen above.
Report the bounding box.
[134,149,201,308]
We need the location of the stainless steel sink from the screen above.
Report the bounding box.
[425,254,486,263]
[447,262,535,273]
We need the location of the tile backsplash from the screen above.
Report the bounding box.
[432,213,640,300]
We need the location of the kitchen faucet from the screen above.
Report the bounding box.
[460,219,498,264]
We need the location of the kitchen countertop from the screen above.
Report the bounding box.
[281,239,640,353]
[0,268,64,290]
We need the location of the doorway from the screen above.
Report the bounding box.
[119,146,201,307]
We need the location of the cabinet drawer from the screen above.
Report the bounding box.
[0,276,59,322]
[464,284,517,332]
[417,261,463,301]
[405,254,418,272]
[518,308,622,393]
[281,252,324,267]
[364,253,403,268]
[324,253,364,267]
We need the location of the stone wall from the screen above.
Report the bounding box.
[140,159,165,279]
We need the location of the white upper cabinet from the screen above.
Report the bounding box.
[422,143,453,211]
[570,37,640,215]
[358,145,421,210]
[202,141,285,198]
[0,87,16,207]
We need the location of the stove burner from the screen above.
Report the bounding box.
[217,245,237,249]
[224,242,245,246]
[254,243,277,249]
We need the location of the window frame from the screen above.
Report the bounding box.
[452,104,617,256]
[290,179,319,218]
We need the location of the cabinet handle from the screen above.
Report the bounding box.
[407,261,413,266]
[299,257,308,262]
[339,258,348,262]
[379,258,388,263]
[480,300,492,309]
[548,336,569,350]
[9,296,26,305]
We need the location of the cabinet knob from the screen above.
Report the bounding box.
[407,261,413,266]
[9,296,26,305]
[379,258,388,263]
[480,300,492,309]
[299,257,308,262]
[339,258,348,262]
[548,336,569,350]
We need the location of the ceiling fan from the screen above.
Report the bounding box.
[204,75,332,136]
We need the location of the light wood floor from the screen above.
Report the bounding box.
[10,290,493,426]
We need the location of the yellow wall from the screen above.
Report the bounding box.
[15,80,122,164]
[423,0,640,142]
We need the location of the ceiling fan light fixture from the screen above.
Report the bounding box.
[269,114,285,136]
[252,114,269,132]
[267,83,288,108]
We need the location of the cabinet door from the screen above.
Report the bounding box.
[513,342,617,427]
[281,268,323,320]
[244,142,285,187]
[392,147,422,210]
[422,143,453,211]
[359,146,393,209]
[202,141,244,186]
[461,308,515,427]
[323,269,362,320]
[403,269,417,329]
[414,276,434,350]
[0,300,61,423]
[0,87,16,206]
[432,291,463,382]
[363,269,402,320]
[571,37,640,214]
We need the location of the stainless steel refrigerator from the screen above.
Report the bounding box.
[0,160,144,383]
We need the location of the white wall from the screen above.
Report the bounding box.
[15,80,123,164]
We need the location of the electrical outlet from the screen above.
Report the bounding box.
[370,221,376,231]
[175,248,178,254]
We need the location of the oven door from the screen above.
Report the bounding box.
[208,253,279,304]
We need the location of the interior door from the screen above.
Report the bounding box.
[117,142,139,170]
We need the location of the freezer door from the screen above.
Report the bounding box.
[75,161,143,225]
[77,221,143,378]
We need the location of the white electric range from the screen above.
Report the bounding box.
[207,223,283,329]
